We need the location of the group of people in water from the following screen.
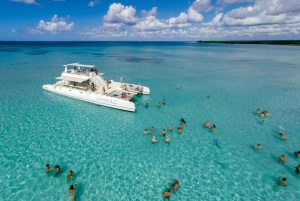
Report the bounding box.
[164,179,179,199]
[45,164,76,200]
[255,109,270,117]
[204,120,216,132]
[144,117,187,144]
[253,110,300,187]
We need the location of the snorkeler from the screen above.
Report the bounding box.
[157,102,161,107]
[278,176,287,187]
[180,117,186,124]
[69,183,77,201]
[216,138,221,145]
[256,109,260,114]
[164,189,171,199]
[162,129,166,135]
[162,99,166,104]
[144,129,149,135]
[207,94,211,98]
[67,170,75,181]
[151,126,155,133]
[145,102,149,108]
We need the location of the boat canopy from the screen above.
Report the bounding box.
[63,62,96,68]
[56,76,89,83]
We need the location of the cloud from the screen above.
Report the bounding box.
[37,15,74,33]
[190,0,213,12]
[141,7,157,17]
[217,0,256,6]
[88,0,101,7]
[131,23,300,39]
[103,3,138,25]
[10,0,40,5]
[223,0,300,26]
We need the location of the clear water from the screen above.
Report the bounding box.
[1,42,300,201]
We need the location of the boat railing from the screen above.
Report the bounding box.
[66,69,89,75]
[55,83,88,91]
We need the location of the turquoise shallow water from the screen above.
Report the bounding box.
[1,42,300,200]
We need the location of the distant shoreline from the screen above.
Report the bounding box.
[196,40,300,46]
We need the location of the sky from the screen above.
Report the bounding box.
[1,0,300,41]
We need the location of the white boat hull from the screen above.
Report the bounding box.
[42,84,136,112]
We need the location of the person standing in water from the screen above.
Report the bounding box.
[67,170,75,181]
[69,183,77,201]
[45,164,51,173]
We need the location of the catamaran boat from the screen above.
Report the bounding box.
[42,63,150,112]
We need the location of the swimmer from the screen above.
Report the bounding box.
[69,183,77,201]
[207,94,211,98]
[164,189,171,199]
[295,164,300,173]
[178,128,183,134]
[151,136,157,144]
[261,110,270,117]
[165,136,170,143]
[145,102,149,108]
[171,179,179,190]
[255,144,262,150]
[279,132,287,140]
[67,170,75,181]
[144,129,149,135]
[168,125,172,131]
[211,125,216,132]
[162,99,166,104]
[204,120,210,128]
[294,151,300,158]
[45,164,51,173]
[216,138,221,145]
[180,117,186,124]
[157,102,161,107]
[162,129,166,135]
[278,176,287,187]
[151,126,155,133]
[255,109,260,114]
[178,123,183,130]
[278,154,287,163]
[54,165,60,174]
